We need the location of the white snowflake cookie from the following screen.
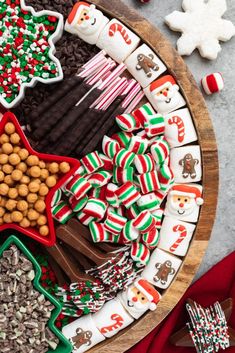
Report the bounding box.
[165,0,235,60]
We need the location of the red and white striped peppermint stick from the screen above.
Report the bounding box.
[121,79,137,96]
[100,79,136,111]
[86,59,116,85]
[82,50,106,69]
[99,63,127,90]
[96,78,128,110]
[124,90,145,113]
[91,76,121,109]
[169,225,187,252]
[122,82,141,109]
[79,55,108,78]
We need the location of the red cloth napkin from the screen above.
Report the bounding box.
[128,251,235,353]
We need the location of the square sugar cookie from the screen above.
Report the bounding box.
[164,183,204,223]
[62,314,105,353]
[144,75,186,115]
[158,216,196,256]
[97,19,140,63]
[164,108,198,148]
[170,145,202,183]
[142,248,182,289]
[92,298,134,338]
[125,44,167,88]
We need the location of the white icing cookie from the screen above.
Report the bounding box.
[117,277,161,319]
[144,75,186,115]
[97,19,140,63]
[170,145,202,183]
[158,216,196,256]
[125,44,167,88]
[164,183,204,223]
[65,2,109,45]
[165,0,235,60]
[62,314,105,353]
[92,298,134,338]
[164,108,198,148]
[142,248,182,289]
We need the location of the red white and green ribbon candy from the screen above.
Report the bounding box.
[113,148,135,169]
[137,192,160,211]
[102,135,120,159]
[83,198,107,220]
[113,166,134,184]
[81,151,104,174]
[52,201,73,224]
[104,210,127,235]
[115,181,141,209]
[134,153,155,174]
[128,136,149,154]
[116,113,142,132]
[142,227,160,249]
[137,170,160,194]
[133,210,156,233]
[88,170,112,188]
[65,174,92,199]
[112,131,133,148]
[131,242,150,265]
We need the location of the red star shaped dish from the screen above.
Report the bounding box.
[170,298,235,349]
[0,112,80,246]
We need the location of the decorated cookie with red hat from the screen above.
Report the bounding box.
[118,277,161,319]
[97,18,140,63]
[144,75,186,115]
[65,1,109,45]
[164,183,204,223]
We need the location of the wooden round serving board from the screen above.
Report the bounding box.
[83,0,219,352]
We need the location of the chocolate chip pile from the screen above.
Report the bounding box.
[0,244,59,353]
[0,122,71,236]
[14,0,98,124]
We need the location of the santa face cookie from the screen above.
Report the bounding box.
[117,277,161,319]
[125,44,167,88]
[65,2,109,45]
[144,75,186,115]
[62,314,105,353]
[158,216,196,256]
[142,248,182,289]
[164,183,204,223]
[164,108,198,148]
[92,298,134,338]
[97,19,140,63]
[170,145,202,183]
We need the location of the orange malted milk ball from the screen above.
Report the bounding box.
[2,143,13,155]
[28,181,40,193]
[0,154,9,164]
[5,199,17,211]
[16,162,27,173]
[49,162,59,174]
[3,213,12,223]
[27,193,38,203]
[20,217,30,228]
[46,176,57,188]
[4,175,14,186]
[8,153,21,166]
[11,169,23,181]
[34,200,46,213]
[11,211,23,223]
[26,155,39,167]
[39,184,49,196]
[18,149,29,161]
[5,122,15,135]
[0,183,9,196]
[18,184,29,197]
[10,133,20,145]
[20,175,30,184]
[17,200,28,212]
[29,166,41,178]
[60,162,70,173]
[0,134,9,144]
[27,209,39,221]
[0,171,4,182]
[13,146,21,154]
[37,215,47,226]
[0,206,5,217]
[2,164,13,174]
[40,169,49,180]
[8,188,18,199]
[39,225,49,236]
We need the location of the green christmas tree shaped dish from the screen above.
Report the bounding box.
[0,235,73,353]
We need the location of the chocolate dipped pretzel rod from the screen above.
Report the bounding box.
[76,80,138,156]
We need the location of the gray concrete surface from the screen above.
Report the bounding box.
[124,0,235,279]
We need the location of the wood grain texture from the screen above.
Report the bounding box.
[86,0,219,351]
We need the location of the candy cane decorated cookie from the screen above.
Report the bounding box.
[158,216,196,256]
[97,19,140,63]
[62,314,105,353]
[170,145,202,183]
[117,277,161,319]
[142,248,182,289]
[144,75,186,114]
[164,183,204,223]
[65,2,109,45]
[125,44,167,88]
[164,108,198,148]
[93,298,134,338]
